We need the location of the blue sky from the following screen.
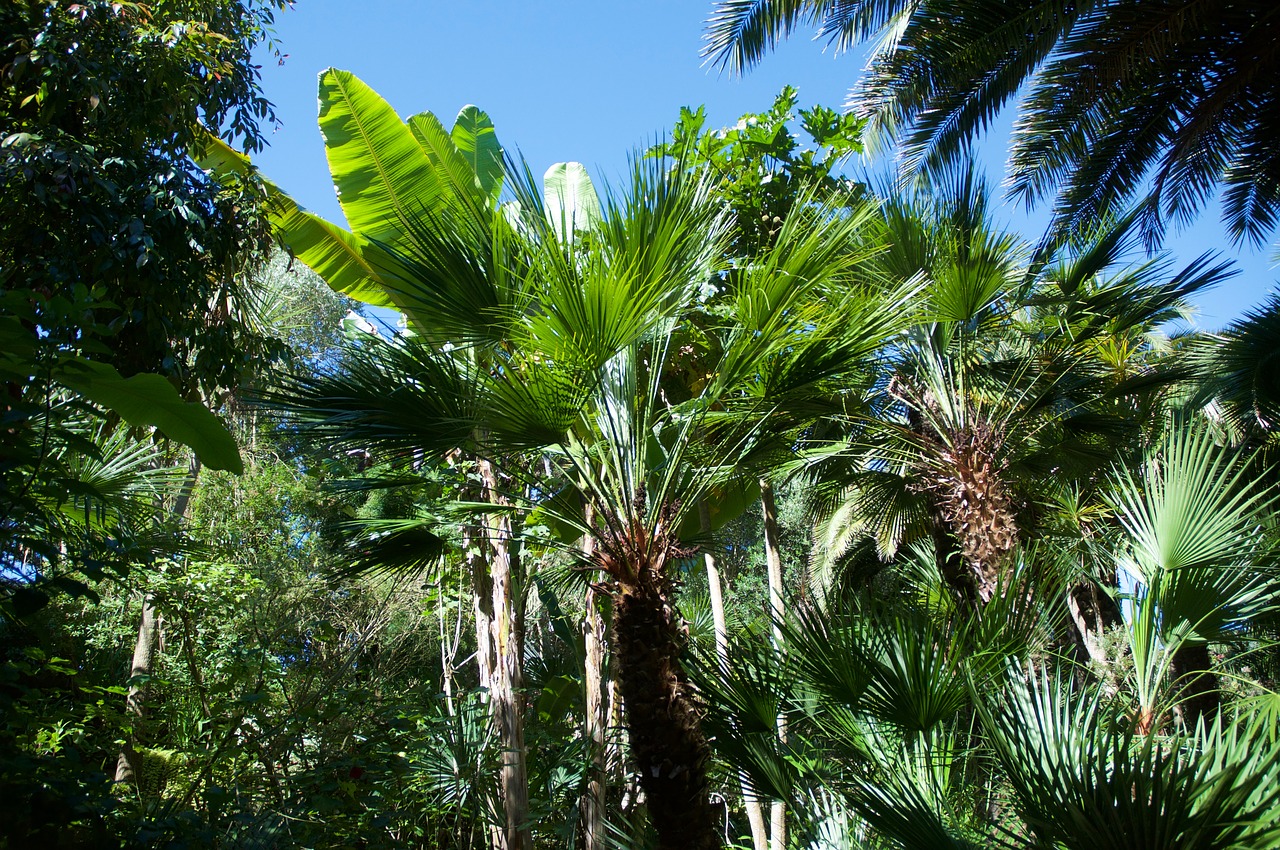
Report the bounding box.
[250,0,1276,329]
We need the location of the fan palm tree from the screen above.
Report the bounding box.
[691,547,1061,849]
[978,665,1280,850]
[1100,424,1279,730]
[704,0,1280,249]
[253,91,913,846]
[801,165,1227,609]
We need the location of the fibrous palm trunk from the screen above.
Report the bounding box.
[612,570,718,850]
[596,497,719,850]
[929,422,1018,605]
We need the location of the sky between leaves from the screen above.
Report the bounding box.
[249,0,1276,328]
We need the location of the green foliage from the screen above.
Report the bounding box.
[653,86,865,256]
[10,21,1280,850]
[705,0,1280,249]
[1,0,292,611]
[979,669,1280,850]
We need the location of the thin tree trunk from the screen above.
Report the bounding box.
[480,459,531,850]
[759,481,787,850]
[439,572,463,716]
[115,594,160,783]
[582,517,607,850]
[701,502,768,850]
[1170,641,1220,729]
[463,492,503,849]
[468,525,496,696]
[115,456,201,784]
[1066,580,1122,669]
[584,590,607,849]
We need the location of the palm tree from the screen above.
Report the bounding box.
[1100,424,1279,730]
[697,439,1280,848]
[1190,293,1280,441]
[691,546,1060,848]
[274,143,913,850]
[801,165,1227,610]
[979,665,1280,850]
[704,0,1280,249]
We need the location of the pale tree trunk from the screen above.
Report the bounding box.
[701,502,768,850]
[759,481,787,850]
[439,569,465,716]
[582,518,608,850]
[468,523,496,694]
[115,594,160,783]
[480,459,531,850]
[607,672,626,798]
[1066,580,1122,669]
[115,457,200,784]
[466,517,505,850]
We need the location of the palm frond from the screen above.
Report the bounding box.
[979,664,1280,850]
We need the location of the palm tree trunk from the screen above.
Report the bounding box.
[758,481,787,850]
[701,502,768,850]
[582,515,608,850]
[1066,581,1122,669]
[1170,641,1220,729]
[612,564,719,850]
[480,458,531,850]
[115,456,200,784]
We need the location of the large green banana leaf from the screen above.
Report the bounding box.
[194,133,397,309]
[317,68,443,250]
[452,105,504,205]
[200,72,515,334]
[543,161,601,241]
[407,110,490,213]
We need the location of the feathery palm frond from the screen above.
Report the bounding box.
[1189,293,1280,437]
[704,0,1280,249]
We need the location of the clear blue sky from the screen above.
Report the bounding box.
[250,0,1276,329]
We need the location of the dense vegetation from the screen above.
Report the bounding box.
[5,3,1280,849]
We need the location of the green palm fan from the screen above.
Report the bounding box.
[978,664,1280,850]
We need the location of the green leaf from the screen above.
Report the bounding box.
[676,477,761,539]
[543,162,601,239]
[317,68,441,248]
[194,131,397,309]
[451,105,504,204]
[54,359,242,473]
[405,110,485,212]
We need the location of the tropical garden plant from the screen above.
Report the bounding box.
[7,5,1280,847]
